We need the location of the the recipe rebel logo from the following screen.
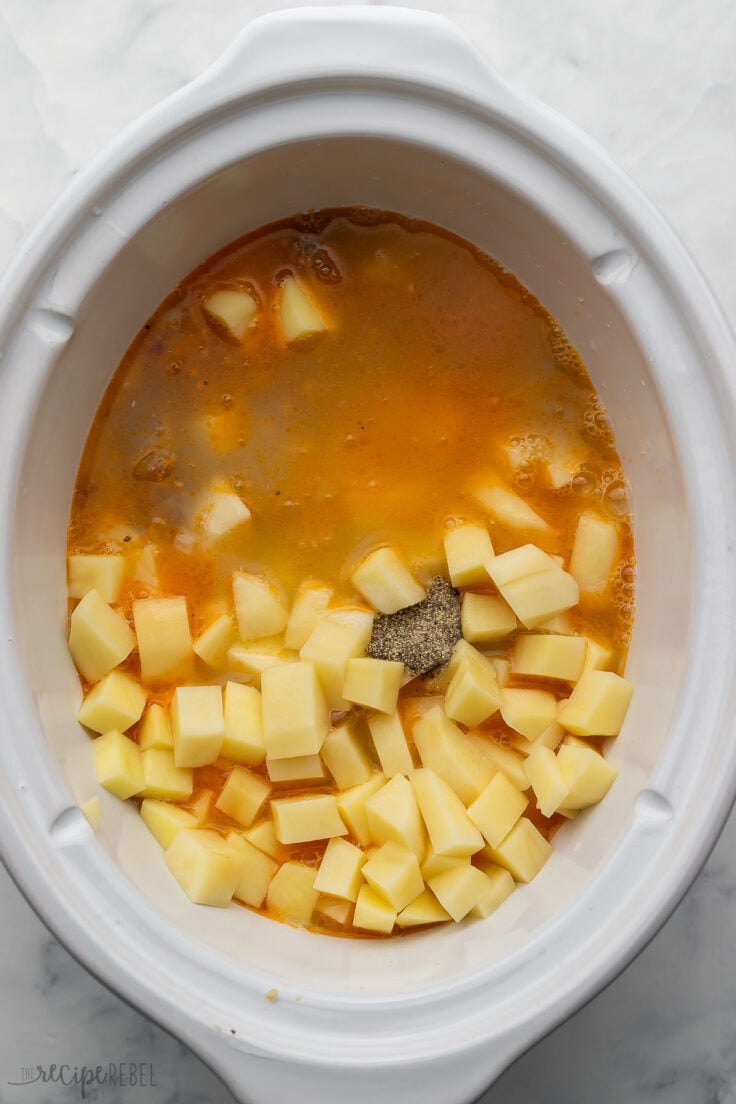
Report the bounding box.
[8,1062,157,1098]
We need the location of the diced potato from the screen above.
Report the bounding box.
[469,864,516,919]
[68,590,135,684]
[364,773,426,859]
[411,768,484,857]
[343,657,404,714]
[271,794,347,844]
[445,646,502,728]
[428,864,494,922]
[134,543,159,589]
[233,572,288,640]
[91,729,144,799]
[284,581,333,651]
[227,832,278,908]
[245,817,286,861]
[266,754,327,782]
[313,837,367,902]
[460,593,517,645]
[187,788,217,827]
[141,749,193,801]
[488,544,553,586]
[485,818,552,882]
[350,546,425,614]
[198,490,251,541]
[68,555,126,603]
[170,684,225,767]
[536,611,574,633]
[413,707,495,805]
[336,773,386,846]
[397,888,451,927]
[261,661,329,758]
[166,828,242,907]
[487,545,580,629]
[443,524,495,587]
[556,744,618,808]
[353,884,397,933]
[467,771,528,848]
[80,796,100,830]
[420,847,470,881]
[315,896,353,926]
[321,718,373,790]
[140,798,197,849]
[215,765,270,828]
[300,607,374,708]
[533,721,566,752]
[278,275,328,343]
[266,861,319,923]
[222,682,264,765]
[362,841,424,911]
[492,656,511,688]
[583,636,614,671]
[523,745,568,817]
[138,703,173,751]
[468,735,529,792]
[512,633,587,683]
[367,712,413,778]
[194,613,238,669]
[445,638,477,681]
[569,512,620,594]
[472,481,550,533]
[500,688,559,740]
[77,670,147,734]
[203,288,258,339]
[557,670,634,737]
[133,596,193,682]
[226,641,293,683]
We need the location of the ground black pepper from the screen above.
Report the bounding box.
[366,576,462,676]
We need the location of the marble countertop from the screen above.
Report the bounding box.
[1,1,735,1101]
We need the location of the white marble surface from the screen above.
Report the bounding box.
[1,0,735,1101]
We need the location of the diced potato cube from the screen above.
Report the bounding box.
[245,817,286,861]
[420,847,470,881]
[413,707,495,805]
[266,754,327,782]
[198,491,251,541]
[460,593,517,645]
[77,670,147,734]
[133,596,193,682]
[165,828,242,907]
[315,896,352,926]
[300,607,374,708]
[171,685,225,768]
[343,657,404,714]
[362,841,424,911]
[266,861,319,923]
[187,788,216,827]
[467,771,528,848]
[227,832,278,908]
[68,590,135,684]
[557,670,634,737]
[80,796,100,830]
[443,524,495,587]
[222,682,264,765]
[353,884,396,934]
[536,610,574,633]
[445,647,502,728]
[261,662,329,758]
[583,636,614,671]
[411,768,484,857]
[487,545,580,629]
[485,818,552,882]
[468,864,515,918]
[321,718,373,790]
[428,864,495,922]
[523,745,569,817]
[468,735,529,792]
[472,481,550,533]
[215,765,270,828]
[500,688,558,739]
[512,633,587,682]
[278,275,328,343]
[397,888,451,927]
[367,712,413,777]
[141,749,193,801]
[336,773,386,846]
[556,744,618,808]
[488,544,553,586]
[350,547,425,614]
[140,798,197,849]
[91,729,144,799]
[533,721,566,752]
[313,837,367,902]
[68,555,126,603]
[233,572,288,640]
[492,656,511,687]
[138,703,173,751]
[203,288,258,340]
[569,512,620,594]
[271,794,347,844]
[284,581,333,651]
[364,773,426,859]
[226,641,293,684]
[194,613,238,669]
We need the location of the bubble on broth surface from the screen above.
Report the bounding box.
[603,479,631,518]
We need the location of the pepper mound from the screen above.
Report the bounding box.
[366,577,462,676]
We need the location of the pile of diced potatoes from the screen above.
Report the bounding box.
[68,462,632,936]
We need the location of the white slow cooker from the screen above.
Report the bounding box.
[1,8,736,1103]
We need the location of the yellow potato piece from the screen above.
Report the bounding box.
[245,817,286,861]
[266,753,327,783]
[364,773,427,859]
[367,712,414,778]
[193,613,238,669]
[485,818,552,882]
[68,589,135,684]
[420,847,470,881]
[278,275,328,343]
[133,596,193,682]
[556,744,618,809]
[232,572,288,640]
[460,593,517,645]
[443,524,495,587]
[557,669,634,737]
[321,718,373,790]
[171,684,225,768]
[284,581,333,651]
[91,729,143,799]
[227,832,278,908]
[467,770,528,849]
[472,481,551,532]
[222,682,264,766]
[336,773,386,846]
[140,798,197,849]
[203,288,258,340]
[428,864,495,922]
[397,888,451,927]
[512,633,587,683]
[411,768,484,857]
[68,554,125,603]
[413,707,495,805]
[216,765,271,828]
[469,863,516,919]
[138,703,173,751]
[350,546,425,614]
[77,670,147,735]
[80,796,100,830]
[362,841,424,911]
[141,749,193,801]
[165,828,242,907]
[313,837,367,902]
[261,661,329,759]
[445,647,502,728]
[487,544,580,629]
[342,657,404,714]
[353,884,396,934]
[271,794,347,844]
[266,861,319,924]
[523,744,569,818]
[300,607,375,709]
[569,512,620,594]
[500,688,559,740]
